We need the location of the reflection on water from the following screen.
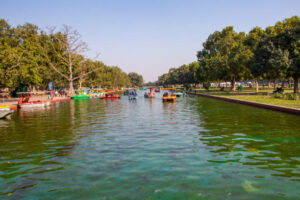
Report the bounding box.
[0,94,299,199]
[196,97,300,179]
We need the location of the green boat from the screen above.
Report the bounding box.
[173,92,184,97]
[140,87,148,91]
[71,94,90,100]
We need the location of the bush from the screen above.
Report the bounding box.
[203,82,211,91]
[273,93,283,99]
[284,93,298,100]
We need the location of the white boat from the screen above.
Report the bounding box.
[0,110,13,119]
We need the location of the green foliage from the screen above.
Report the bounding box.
[0,20,133,91]
[273,93,283,99]
[273,93,298,100]
[203,82,211,90]
[156,16,300,94]
[157,62,198,86]
[128,72,144,87]
[284,93,298,100]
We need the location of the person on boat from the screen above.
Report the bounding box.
[163,92,169,97]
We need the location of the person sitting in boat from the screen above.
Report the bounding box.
[163,92,169,97]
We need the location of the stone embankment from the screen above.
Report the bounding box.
[187,92,300,115]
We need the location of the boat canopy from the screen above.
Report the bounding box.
[16,92,47,94]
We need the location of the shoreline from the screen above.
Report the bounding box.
[0,96,71,110]
[187,92,300,116]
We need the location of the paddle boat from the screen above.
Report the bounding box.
[162,88,176,90]
[0,105,14,119]
[71,94,90,100]
[101,94,121,99]
[162,92,176,102]
[140,87,148,91]
[154,88,161,92]
[0,110,13,119]
[173,92,184,97]
[17,92,52,108]
[91,88,106,97]
[124,90,130,95]
[0,105,10,111]
[144,88,156,98]
[72,89,91,100]
[128,94,138,100]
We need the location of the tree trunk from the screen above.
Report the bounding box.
[68,58,74,94]
[230,79,235,91]
[69,80,74,95]
[294,77,299,94]
[255,78,259,93]
[79,79,82,89]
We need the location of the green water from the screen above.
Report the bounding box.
[0,94,299,199]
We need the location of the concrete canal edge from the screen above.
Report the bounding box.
[186,92,300,116]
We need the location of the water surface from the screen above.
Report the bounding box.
[0,93,299,199]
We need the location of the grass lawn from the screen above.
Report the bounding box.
[192,87,300,109]
[217,95,300,109]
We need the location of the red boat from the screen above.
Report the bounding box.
[18,92,52,108]
[100,94,121,99]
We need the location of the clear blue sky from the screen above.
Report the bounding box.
[1,0,299,82]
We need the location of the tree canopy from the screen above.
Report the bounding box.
[155,16,300,94]
[0,20,135,93]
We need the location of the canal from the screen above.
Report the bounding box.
[0,93,299,199]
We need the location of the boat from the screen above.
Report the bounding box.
[0,105,11,111]
[128,94,138,100]
[144,88,155,98]
[154,88,161,92]
[140,87,148,91]
[173,92,184,97]
[162,88,176,90]
[92,88,106,97]
[100,94,121,99]
[72,89,91,100]
[17,92,51,108]
[0,110,13,119]
[71,94,90,100]
[162,92,176,102]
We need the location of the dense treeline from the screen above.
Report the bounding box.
[0,19,143,93]
[157,16,300,93]
[128,72,144,87]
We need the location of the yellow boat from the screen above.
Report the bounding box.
[162,93,176,102]
[0,105,10,110]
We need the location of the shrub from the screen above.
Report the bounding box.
[273,93,283,99]
[203,82,211,91]
[284,93,298,100]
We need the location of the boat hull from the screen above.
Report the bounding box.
[0,110,13,119]
[162,96,176,102]
[0,105,10,111]
[128,95,138,100]
[71,95,90,100]
[101,94,121,99]
[18,101,51,108]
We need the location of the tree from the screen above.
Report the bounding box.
[273,16,300,93]
[197,27,252,91]
[0,20,48,90]
[128,72,144,87]
[41,25,101,94]
[245,27,266,92]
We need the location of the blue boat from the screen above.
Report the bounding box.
[128,94,138,100]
